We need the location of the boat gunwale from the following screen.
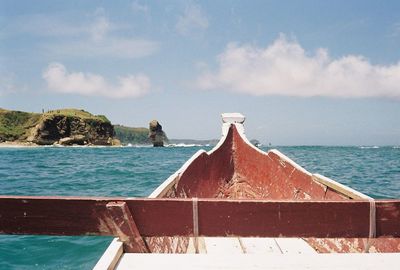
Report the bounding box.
[150,122,373,201]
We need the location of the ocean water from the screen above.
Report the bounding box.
[0,145,399,269]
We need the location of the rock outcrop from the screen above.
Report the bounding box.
[26,110,120,146]
[58,135,87,146]
[148,120,165,147]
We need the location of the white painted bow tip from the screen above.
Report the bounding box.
[221,113,245,124]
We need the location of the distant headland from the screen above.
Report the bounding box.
[0,108,168,147]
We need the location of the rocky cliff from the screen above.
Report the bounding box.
[148,120,166,147]
[0,108,120,146]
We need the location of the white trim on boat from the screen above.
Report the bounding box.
[221,113,245,124]
[93,238,123,270]
[148,149,207,198]
[268,149,312,176]
[116,253,400,270]
[312,173,372,200]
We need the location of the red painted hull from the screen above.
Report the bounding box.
[147,124,400,253]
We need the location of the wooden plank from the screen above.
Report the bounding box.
[116,253,400,270]
[0,196,399,238]
[312,174,371,200]
[195,199,370,238]
[105,202,148,253]
[274,238,317,254]
[0,196,115,236]
[186,237,207,254]
[203,237,243,254]
[240,237,282,254]
[376,201,400,237]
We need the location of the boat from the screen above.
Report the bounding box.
[0,113,399,269]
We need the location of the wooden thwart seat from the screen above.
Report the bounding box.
[1,196,399,254]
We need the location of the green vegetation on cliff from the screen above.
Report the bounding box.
[113,125,151,144]
[113,123,170,145]
[0,108,113,144]
[0,109,41,141]
[43,109,110,123]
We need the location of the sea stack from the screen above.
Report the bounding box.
[149,120,164,147]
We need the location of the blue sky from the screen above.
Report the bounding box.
[1,0,400,145]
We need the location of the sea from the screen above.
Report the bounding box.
[0,145,399,269]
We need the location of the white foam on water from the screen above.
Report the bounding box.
[166,143,203,147]
[359,146,380,149]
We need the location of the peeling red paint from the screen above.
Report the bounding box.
[172,125,332,201]
[147,125,400,253]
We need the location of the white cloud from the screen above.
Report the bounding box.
[131,1,149,13]
[176,3,208,36]
[197,34,400,98]
[43,38,158,59]
[8,10,113,39]
[7,10,158,59]
[8,14,87,37]
[39,11,158,59]
[43,63,150,98]
[90,15,111,41]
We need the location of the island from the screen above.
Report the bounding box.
[0,108,120,146]
[0,108,173,147]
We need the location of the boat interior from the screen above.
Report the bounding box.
[145,120,400,254]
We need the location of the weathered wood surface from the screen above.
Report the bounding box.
[145,123,385,254]
[171,125,351,200]
[116,253,400,270]
[105,201,149,253]
[0,196,399,238]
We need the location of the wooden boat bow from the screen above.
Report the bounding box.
[1,113,400,269]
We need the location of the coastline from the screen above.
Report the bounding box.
[0,141,158,148]
[0,141,39,147]
[0,141,122,148]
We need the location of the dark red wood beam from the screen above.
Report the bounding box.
[0,196,399,238]
[106,201,149,253]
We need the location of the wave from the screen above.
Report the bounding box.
[166,143,204,147]
[122,144,152,148]
[359,146,380,149]
[54,144,114,148]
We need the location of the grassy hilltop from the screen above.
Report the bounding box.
[42,109,110,123]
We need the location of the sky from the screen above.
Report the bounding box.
[1,0,400,145]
